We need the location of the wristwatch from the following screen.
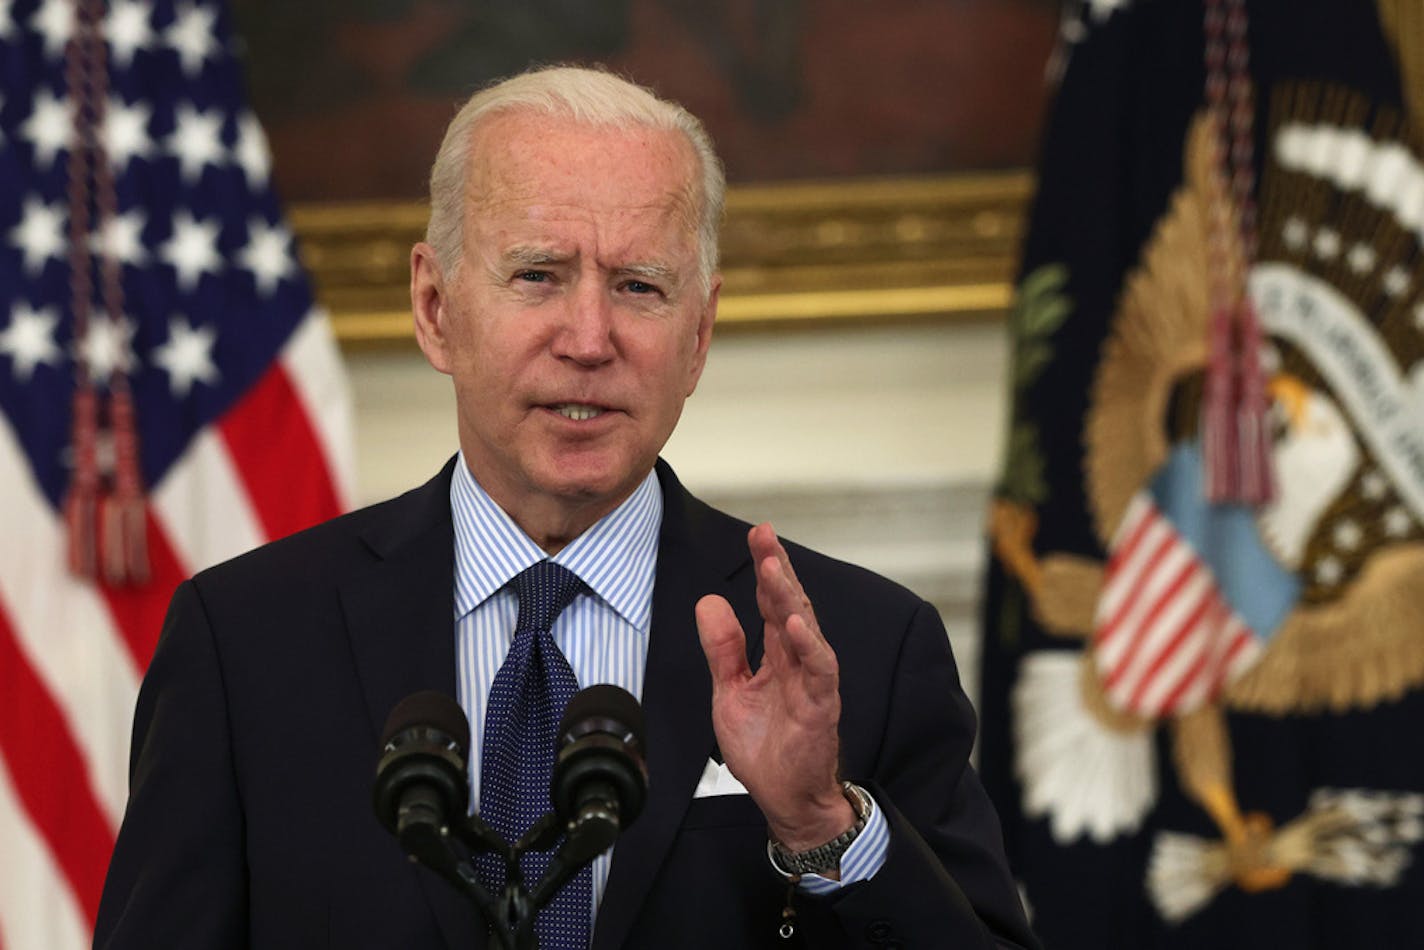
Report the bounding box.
[767,781,873,876]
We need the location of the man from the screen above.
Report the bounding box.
[96,67,1037,949]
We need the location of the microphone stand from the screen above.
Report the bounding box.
[396,806,615,950]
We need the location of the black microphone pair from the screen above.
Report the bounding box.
[371,685,647,948]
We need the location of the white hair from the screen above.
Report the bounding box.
[425,65,725,291]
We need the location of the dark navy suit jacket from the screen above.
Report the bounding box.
[95,458,1038,949]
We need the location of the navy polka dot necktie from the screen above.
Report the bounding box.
[478,560,591,949]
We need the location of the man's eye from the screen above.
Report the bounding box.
[515,270,550,283]
[624,280,659,295]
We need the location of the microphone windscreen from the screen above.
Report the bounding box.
[558,684,644,748]
[380,689,470,755]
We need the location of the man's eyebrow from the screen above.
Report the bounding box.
[615,262,680,285]
[501,246,569,268]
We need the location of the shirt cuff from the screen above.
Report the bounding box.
[766,790,889,895]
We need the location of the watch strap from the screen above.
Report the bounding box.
[767,781,872,877]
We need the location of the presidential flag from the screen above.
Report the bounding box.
[980,0,1424,946]
[0,1,354,946]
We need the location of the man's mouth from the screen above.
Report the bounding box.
[550,403,606,421]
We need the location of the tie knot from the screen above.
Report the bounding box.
[511,561,584,634]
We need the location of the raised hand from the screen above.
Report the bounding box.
[695,523,855,852]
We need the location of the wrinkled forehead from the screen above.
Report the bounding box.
[463,110,702,230]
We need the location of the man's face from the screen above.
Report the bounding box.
[412,112,718,542]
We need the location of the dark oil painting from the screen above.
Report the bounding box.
[231,0,1061,203]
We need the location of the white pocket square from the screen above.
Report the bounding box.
[692,758,749,798]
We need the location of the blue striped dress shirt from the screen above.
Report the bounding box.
[449,454,888,928]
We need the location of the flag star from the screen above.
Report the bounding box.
[160,211,223,290]
[166,2,219,76]
[104,0,155,69]
[20,86,70,169]
[1332,519,1363,552]
[1382,266,1411,298]
[1383,506,1414,538]
[1060,15,1087,45]
[1361,469,1389,501]
[1346,243,1377,275]
[1313,554,1343,586]
[1313,228,1341,260]
[103,95,154,171]
[31,0,73,61]
[0,0,13,40]
[152,316,220,396]
[1087,0,1130,23]
[1282,216,1309,250]
[167,103,226,182]
[91,208,148,268]
[0,303,63,381]
[238,218,297,295]
[76,316,138,379]
[234,111,272,187]
[8,197,67,275]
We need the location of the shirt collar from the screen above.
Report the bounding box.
[450,452,663,631]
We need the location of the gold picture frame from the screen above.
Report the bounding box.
[290,171,1032,347]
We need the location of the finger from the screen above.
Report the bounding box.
[749,524,815,624]
[755,552,819,650]
[748,524,804,601]
[784,611,838,680]
[695,594,752,688]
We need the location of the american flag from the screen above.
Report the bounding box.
[0,1,354,946]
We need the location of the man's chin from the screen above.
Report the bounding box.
[534,459,647,509]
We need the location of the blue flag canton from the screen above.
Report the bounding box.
[0,0,318,510]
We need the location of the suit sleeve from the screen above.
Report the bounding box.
[94,579,249,949]
[798,600,1040,950]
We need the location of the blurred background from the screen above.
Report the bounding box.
[4,1,1423,947]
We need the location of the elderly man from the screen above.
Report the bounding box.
[96,67,1037,949]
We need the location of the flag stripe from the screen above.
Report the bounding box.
[1095,500,1162,622]
[1096,526,1180,650]
[280,311,356,509]
[1101,557,1200,688]
[1153,609,1228,713]
[96,512,189,674]
[152,427,267,571]
[1105,565,1212,696]
[0,596,114,929]
[0,753,90,950]
[218,363,345,542]
[0,417,139,825]
[1126,588,1215,711]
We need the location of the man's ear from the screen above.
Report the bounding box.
[411,242,454,376]
[685,274,720,396]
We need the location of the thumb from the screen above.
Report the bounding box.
[695,594,750,689]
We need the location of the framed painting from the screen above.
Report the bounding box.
[231,0,1059,340]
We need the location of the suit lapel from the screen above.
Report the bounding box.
[591,462,758,950]
[340,457,485,950]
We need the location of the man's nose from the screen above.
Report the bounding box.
[553,280,617,365]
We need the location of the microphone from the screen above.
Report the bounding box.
[526,684,648,908]
[372,691,470,856]
[553,684,648,836]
